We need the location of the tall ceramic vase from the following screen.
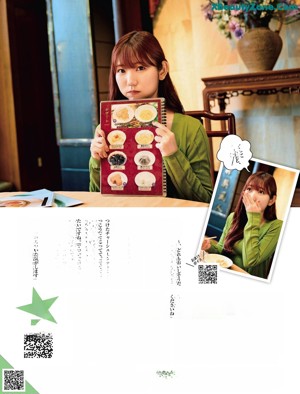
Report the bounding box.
[237,26,283,72]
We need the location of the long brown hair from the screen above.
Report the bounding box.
[108,31,184,114]
[224,171,278,252]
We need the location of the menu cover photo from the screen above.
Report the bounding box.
[100,98,167,196]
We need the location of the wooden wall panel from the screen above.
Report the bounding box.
[0,0,20,189]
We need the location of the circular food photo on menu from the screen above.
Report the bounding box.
[108,151,127,166]
[113,105,134,124]
[134,172,156,188]
[107,172,128,187]
[134,151,156,167]
[135,129,154,145]
[107,130,126,145]
[134,104,157,123]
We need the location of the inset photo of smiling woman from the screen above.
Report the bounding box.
[197,158,299,282]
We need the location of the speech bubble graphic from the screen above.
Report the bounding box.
[217,135,252,171]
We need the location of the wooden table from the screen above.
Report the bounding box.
[0,191,209,208]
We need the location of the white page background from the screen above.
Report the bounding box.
[0,207,299,394]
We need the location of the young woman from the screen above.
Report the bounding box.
[202,171,283,279]
[89,30,212,202]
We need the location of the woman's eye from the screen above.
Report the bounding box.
[246,187,251,192]
[116,68,125,74]
[136,65,146,71]
[259,190,265,194]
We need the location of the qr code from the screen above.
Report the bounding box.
[24,332,53,358]
[2,369,25,392]
[198,264,218,284]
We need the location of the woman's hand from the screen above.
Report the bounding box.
[242,192,262,214]
[90,125,109,159]
[153,121,178,157]
[201,238,211,251]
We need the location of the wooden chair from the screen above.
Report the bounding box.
[185,110,236,184]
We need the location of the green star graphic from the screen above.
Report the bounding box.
[17,288,58,325]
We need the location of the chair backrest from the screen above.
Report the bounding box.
[185,110,236,184]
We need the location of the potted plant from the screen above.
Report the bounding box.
[201,0,300,71]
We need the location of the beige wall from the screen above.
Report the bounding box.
[274,167,298,220]
[153,0,300,171]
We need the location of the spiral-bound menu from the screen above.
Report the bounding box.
[99,98,167,196]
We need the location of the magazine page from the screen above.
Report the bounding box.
[1,2,300,393]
